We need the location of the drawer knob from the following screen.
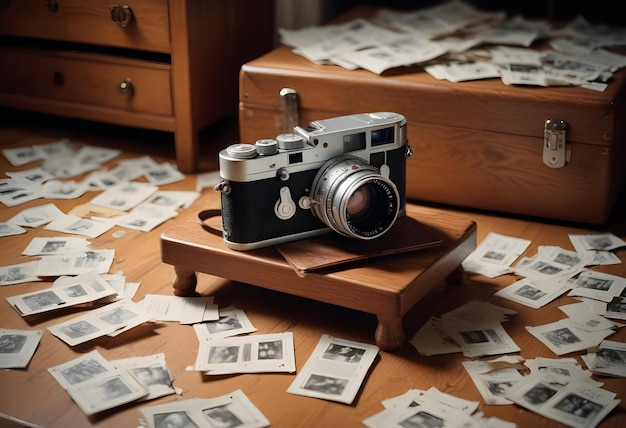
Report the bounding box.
[46,0,59,12]
[118,78,134,96]
[110,5,133,27]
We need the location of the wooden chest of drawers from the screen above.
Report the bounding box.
[0,0,274,172]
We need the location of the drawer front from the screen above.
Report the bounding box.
[0,0,170,53]
[0,48,173,116]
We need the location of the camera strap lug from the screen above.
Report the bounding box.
[214,181,231,195]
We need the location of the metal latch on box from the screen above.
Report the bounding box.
[543,119,571,168]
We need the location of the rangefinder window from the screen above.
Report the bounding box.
[289,152,303,164]
[371,127,394,146]
[343,132,366,152]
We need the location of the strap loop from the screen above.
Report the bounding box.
[197,209,223,237]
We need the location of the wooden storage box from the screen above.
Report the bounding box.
[238,10,626,225]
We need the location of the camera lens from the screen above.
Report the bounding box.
[310,156,399,239]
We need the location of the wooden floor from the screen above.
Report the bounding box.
[1,111,626,428]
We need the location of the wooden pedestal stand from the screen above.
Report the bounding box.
[160,205,477,351]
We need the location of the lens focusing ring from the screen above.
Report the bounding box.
[310,156,399,239]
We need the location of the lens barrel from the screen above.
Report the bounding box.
[310,156,399,239]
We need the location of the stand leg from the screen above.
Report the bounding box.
[375,316,405,351]
[172,266,199,296]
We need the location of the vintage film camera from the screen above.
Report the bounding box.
[216,112,412,250]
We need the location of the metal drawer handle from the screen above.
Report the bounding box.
[110,5,133,27]
[118,78,134,96]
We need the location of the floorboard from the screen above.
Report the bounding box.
[1,110,625,427]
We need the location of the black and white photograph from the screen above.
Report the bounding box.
[144,162,185,186]
[193,307,256,340]
[322,343,366,363]
[495,277,570,309]
[287,334,378,404]
[461,357,524,405]
[1,146,39,166]
[568,270,626,302]
[570,232,626,252]
[44,214,115,239]
[461,232,531,278]
[530,381,619,428]
[0,221,27,237]
[113,353,176,401]
[21,236,91,256]
[48,299,152,346]
[110,204,179,232]
[34,248,115,276]
[581,340,626,377]
[363,389,481,428]
[140,390,270,428]
[0,328,42,368]
[90,181,158,211]
[6,202,65,228]
[67,371,148,416]
[446,323,520,358]
[203,405,242,428]
[6,271,117,316]
[526,319,603,356]
[0,261,39,286]
[154,411,198,428]
[303,374,348,396]
[48,350,114,389]
[195,332,295,375]
[2,1,626,425]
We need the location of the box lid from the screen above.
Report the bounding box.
[241,44,625,147]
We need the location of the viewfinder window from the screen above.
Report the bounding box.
[289,152,303,164]
[343,132,366,152]
[371,127,394,146]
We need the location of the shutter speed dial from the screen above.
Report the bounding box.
[276,133,305,150]
[255,139,279,156]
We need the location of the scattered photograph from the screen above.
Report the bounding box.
[526,319,608,356]
[567,270,626,302]
[495,277,570,308]
[194,332,295,375]
[6,271,118,316]
[0,261,40,286]
[35,248,115,276]
[6,202,65,228]
[0,222,27,237]
[48,299,152,346]
[90,181,158,211]
[462,232,531,278]
[287,334,378,404]
[409,316,462,356]
[193,307,257,340]
[112,353,178,400]
[44,214,115,239]
[581,340,626,377]
[138,294,218,324]
[22,236,91,256]
[446,322,520,358]
[0,328,42,368]
[506,374,620,428]
[140,389,270,428]
[462,356,525,405]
